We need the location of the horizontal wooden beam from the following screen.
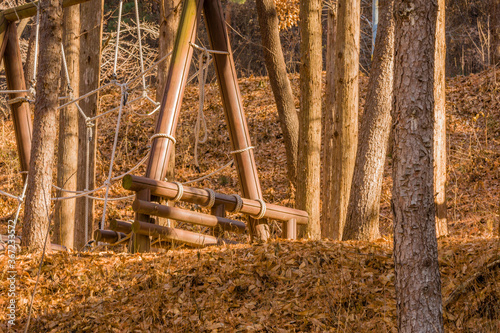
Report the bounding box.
[132,220,223,247]
[133,199,246,233]
[123,175,309,225]
[110,219,133,233]
[93,229,127,243]
[0,0,91,39]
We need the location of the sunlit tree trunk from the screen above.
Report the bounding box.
[75,0,103,249]
[434,0,447,238]
[297,0,322,239]
[54,4,80,249]
[23,0,63,251]
[392,0,444,331]
[343,0,394,241]
[321,1,337,239]
[255,0,299,186]
[325,0,361,239]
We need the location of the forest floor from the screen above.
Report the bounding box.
[0,67,499,331]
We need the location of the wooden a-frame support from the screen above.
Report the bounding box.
[132,0,303,252]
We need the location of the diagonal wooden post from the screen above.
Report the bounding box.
[3,22,32,174]
[203,0,269,242]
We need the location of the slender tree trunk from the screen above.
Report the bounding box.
[491,0,500,66]
[75,0,103,249]
[325,0,361,240]
[321,2,337,238]
[434,0,447,238]
[22,0,63,251]
[54,5,80,249]
[343,0,394,241]
[255,0,299,186]
[24,20,37,86]
[297,0,322,239]
[392,1,444,331]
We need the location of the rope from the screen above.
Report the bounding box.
[251,198,266,219]
[203,188,216,208]
[133,0,147,93]
[172,181,184,202]
[150,133,176,144]
[230,146,254,155]
[181,161,233,185]
[229,194,243,213]
[32,4,40,85]
[99,83,127,230]
[194,50,210,168]
[190,42,230,55]
[113,0,124,78]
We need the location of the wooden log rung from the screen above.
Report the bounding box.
[132,199,246,233]
[123,174,308,225]
[93,229,127,244]
[132,220,235,248]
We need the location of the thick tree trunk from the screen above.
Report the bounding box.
[75,0,103,250]
[22,0,63,251]
[342,0,394,241]
[434,0,447,238]
[297,0,322,239]
[255,0,299,186]
[392,1,444,331]
[322,3,337,238]
[325,0,360,240]
[54,5,80,249]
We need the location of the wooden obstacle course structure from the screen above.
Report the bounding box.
[0,0,309,251]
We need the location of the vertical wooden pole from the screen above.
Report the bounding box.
[4,22,32,174]
[75,0,103,249]
[203,0,269,242]
[211,203,226,236]
[282,219,297,240]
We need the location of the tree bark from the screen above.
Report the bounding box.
[325,0,361,240]
[255,0,299,186]
[491,0,500,66]
[22,0,63,251]
[434,0,447,238]
[75,0,103,250]
[297,0,322,239]
[392,1,444,331]
[54,4,80,249]
[343,0,394,241]
[321,2,337,239]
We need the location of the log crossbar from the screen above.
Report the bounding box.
[123,174,309,225]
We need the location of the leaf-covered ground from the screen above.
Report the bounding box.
[1,239,499,332]
[1,68,499,331]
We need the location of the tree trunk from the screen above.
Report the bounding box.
[75,0,103,250]
[297,0,322,239]
[325,0,361,240]
[342,0,394,241]
[22,0,63,251]
[321,2,337,239]
[54,4,80,249]
[255,0,299,186]
[434,0,447,238]
[491,0,500,66]
[24,20,37,86]
[392,0,444,331]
